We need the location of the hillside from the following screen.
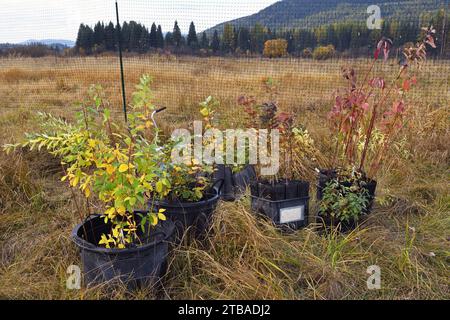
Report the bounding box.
[20,39,75,48]
[205,0,449,33]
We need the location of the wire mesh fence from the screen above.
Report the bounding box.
[0,0,449,128]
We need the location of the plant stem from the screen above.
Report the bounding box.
[365,67,406,177]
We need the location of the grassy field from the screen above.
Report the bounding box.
[0,55,449,299]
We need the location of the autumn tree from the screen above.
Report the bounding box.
[223,24,235,53]
[263,39,288,58]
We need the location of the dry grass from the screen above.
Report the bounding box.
[0,55,448,300]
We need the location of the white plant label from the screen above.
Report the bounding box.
[279,206,304,224]
[367,5,382,30]
[366,265,381,290]
[66,264,81,290]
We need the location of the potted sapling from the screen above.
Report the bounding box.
[244,79,326,229]
[4,76,177,288]
[150,96,222,241]
[318,27,437,231]
[202,96,257,201]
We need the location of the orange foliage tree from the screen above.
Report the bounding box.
[263,39,288,58]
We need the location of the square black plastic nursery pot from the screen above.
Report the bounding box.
[316,169,378,231]
[214,164,257,201]
[251,195,310,230]
[250,180,311,230]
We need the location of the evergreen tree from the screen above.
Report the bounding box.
[237,27,251,52]
[128,21,142,52]
[75,24,86,50]
[165,32,174,47]
[149,23,158,48]
[173,21,182,48]
[285,30,295,53]
[200,32,209,49]
[121,21,130,51]
[157,25,164,48]
[93,22,105,48]
[77,25,94,54]
[187,22,198,49]
[211,30,221,53]
[250,23,265,53]
[297,29,316,51]
[139,27,150,53]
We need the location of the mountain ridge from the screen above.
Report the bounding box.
[19,39,75,47]
[204,0,449,34]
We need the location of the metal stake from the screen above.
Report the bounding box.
[115,0,127,122]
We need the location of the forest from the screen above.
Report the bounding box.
[71,10,449,58]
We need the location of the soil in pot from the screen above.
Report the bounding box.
[72,213,175,289]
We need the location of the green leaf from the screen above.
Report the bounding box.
[156,181,163,193]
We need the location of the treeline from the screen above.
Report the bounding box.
[0,43,65,58]
[72,9,448,58]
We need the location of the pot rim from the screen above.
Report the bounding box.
[71,214,174,255]
[318,168,377,185]
[253,179,310,186]
[152,190,220,208]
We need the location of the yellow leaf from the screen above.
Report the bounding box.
[158,213,166,221]
[88,139,96,148]
[150,214,158,226]
[200,107,209,117]
[117,205,126,215]
[118,164,129,173]
[84,187,91,198]
[105,207,116,219]
[106,165,115,175]
[71,176,80,187]
[112,226,120,238]
[99,234,110,248]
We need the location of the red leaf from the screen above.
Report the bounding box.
[374,48,380,60]
[402,80,410,91]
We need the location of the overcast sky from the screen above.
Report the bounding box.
[0,0,279,43]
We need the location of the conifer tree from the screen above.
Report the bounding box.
[157,25,164,48]
[211,30,221,53]
[149,23,158,48]
[187,22,198,49]
[173,21,182,48]
[200,32,209,49]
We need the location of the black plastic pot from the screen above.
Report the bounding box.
[316,169,377,230]
[72,213,175,288]
[150,185,221,241]
[250,180,310,230]
[214,165,256,201]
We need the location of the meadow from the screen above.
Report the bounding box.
[0,55,449,299]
